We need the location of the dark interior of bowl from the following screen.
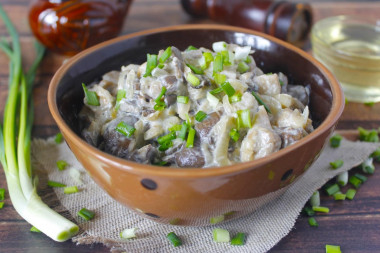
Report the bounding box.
[57,28,333,137]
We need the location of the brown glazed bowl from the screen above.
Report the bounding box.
[48,24,344,226]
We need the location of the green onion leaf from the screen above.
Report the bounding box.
[30,226,41,233]
[169,124,182,132]
[358,127,379,142]
[179,123,188,140]
[186,73,200,87]
[115,121,136,137]
[330,134,342,148]
[159,46,172,63]
[0,202,3,209]
[154,86,167,103]
[252,91,271,114]
[186,63,204,75]
[229,128,240,142]
[195,111,207,122]
[157,132,176,145]
[77,208,95,221]
[47,181,66,188]
[345,188,357,200]
[330,160,343,169]
[337,171,348,186]
[221,82,236,97]
[213,228,230,243]
[364,101,375,107]
[308,217,318,227]
[177,96,189,104]
[312,206,329,213]
[201,52,214,69]
[64,186,79,194]
[120,228,137,239]
[349,175,362,189]
[0,188,5,201]
[210,87,223,95]
[220,50,231,65]
[186,128,196,148]
[229,92,242,103]
[115,89,126,111]
[56,160,68,171]
[302,206,315,217]
[158,140,173,152]
[82,83,100,106]
[54,132,63,144]
[230,232,246,246]
[334,192,346,201]
[309,191,320,207]
[210,215,225,224]
[213,54,223,73]
[213,73,226,85]
[154,101,166,111]
[167,232,182,247]
[326,244,341,253]
[186,45,197,51]
[144,54,158,77]
[237,61,249,73]
[354,173,367,182]
[371,147,380,162]
[324,183,340,196]
[237,109,252,129]
[361,157,375,174]
[245,56,252,63]
[279,80,284,86]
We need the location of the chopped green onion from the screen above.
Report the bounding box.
[279,80,284,86]
[210,215,225,224]
[213,54,223,73]
[0,202,3,209]
[326,244,341,253]
[330,160,343,169]
[237,61,249,73]
[309,191,320,207]
[334,192,346,201]
[361,157,375,174]
[157,132,176,145]
[330,134,342,148]
[82,83,100,106]
[229,92,242,103]
[154,101,166,111]
[178,122,188,140]
[47,181,66,188]
[212,41,227,52]
[177,96,189,104]
[30,226,41,233]
[56,160,68,171]
[157,63,164,69]
[237,109,252,129]
[336,171,348,186]
[303,206,315,217]
[325,183,340,196]
[213,73,226,85]
[371,147,380,162]
[120,228,137,239]
[229,128,240,142]
[115,89,126,111]
[308,217,318,227]
[186,73,200,87]
[346,188,357,200]
[252,91,271,114]
[153,160,168,166]
[354,173,367,182]
[213,228,230,243]
[77,208,95,221]
[201,52,214,69]
[358,127,379,142]
[210,87,223,95]
[230,232,246,246]
[169,124,182,132]
[349,175,362,189]
[220,50,231,65]
[54,132,63,144]
[167,232,182,247]
[0,188,5,201]
[364,101,375,106]
[115,121,136,137]
[245,56,252,63]
[312,206,330,213]
[221,82,236,97]
[186,63,204,75]
[195,111,207,122]
[154,86,167,103]
[64,186,79,194]
[143,54,157,77]
[186,45,197,51]
[186,128,196,148]
[158,141,173,152]
[159,46,172,63]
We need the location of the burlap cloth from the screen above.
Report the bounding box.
[31,135,380,253]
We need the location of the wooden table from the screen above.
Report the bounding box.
[1,1,380,252]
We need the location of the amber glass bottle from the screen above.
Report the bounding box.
[29,0,133,56]
[181,0,313,47]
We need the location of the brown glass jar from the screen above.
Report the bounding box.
[181,0,313,47]
[29,0,133,56]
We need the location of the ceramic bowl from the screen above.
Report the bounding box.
[48,24,344,226]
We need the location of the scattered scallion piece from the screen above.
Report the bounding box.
[334,192,346,201]
[345,188,357,200]
[178,123,188,140]
[186,72,200,87]
[169,124,182,132]
[47,181,66,188]
[186,128,195,148]
[158,141,173,152]
[186,45,197,51]
[56,160,68,171]
[213,73,226,85]
[54,132,63,144]
[330,160,343,169]
[358,127,379,142]
[245,56,252,63]
[326,244,341,253]
[303,206,315,217]
[221,82,236,97]
[167,232,182,247]
[336,171,348,186]
[252,91,271,114]
[220,50,231,65]
[210,87,223,95]
[177,96,189,104]
[115,121,136,137]
[213,228,230,243]
[361,157,375,174]
[77,208,95,221]
[279,80,284,86]
[230,232,246,246]
[210,215,224,224]
[229,128,240,142]
[309,191,320,207]
[237,61,249,73]
[0,188,4,201]
[371,147,380,162]
[354,173,367,182]
[120,228,137,239]
[115,89,126,111]
[200,52,214,69]
[157,132,176,145]
[82,83,100,106]
[64,186,79,194]
[330,134,342,148]
[308,217,318,227]
[30,226,41,233]
[348,175,362,189]
[143,54,157,77]
[229,92,242,103]
[0,202,4,209]
[213,54,223,73]
[195,111,207,122]
[159,46,172,63]
[364,101,375,106]
[237,109,252,129]
[325,183,340,196]
[312,206,330,213]
[186,63,204,75]
[154,86,167,103]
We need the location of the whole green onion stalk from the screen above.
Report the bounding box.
[0,6,78,241]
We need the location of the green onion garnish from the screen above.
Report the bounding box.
[157,132,176,145]
[229,128,240,142]
[30,226,41,233]
[220,50,231,65]
[157,63,164,69]
[229,92,242,103]
[279,80,284,86]
[210,87,223,95]
[371,147,380,162]
[47,181,66,188]
[237,109,252,129]
[169,124,182,132]
[0,188,5,201]
[115,121,136,137]
[195,111,207,122]
[334,192,346,201]
[115,89,126,111]
[330,160,343,169]
[354,173,367,182]
[210,215,225,224]
[0,202,3,209]
[54,132,63,144]
[230,232,246,246]
[349,175,362,189]
[364,101,375,107]
[309,191,320,207]
[330,134,342,148]
[358,127,379,142]
[82,83,100,106]
[178,123,188,140]
[361,157,375,174]
[201,52,214,69]
[326,244,341,253]
[237,61,249,73]
[213,73,226,85]
[154,86,167,103]
[345,188,357,200]
[167,232,182,247]
[245,56,252,63]
[64,186,79,194]
[221,82,236,97]
[154,101,166,111]
[186,72,200,87]
[186,63,204,75]
[186,45,197,51]
[303,206,315,216]
[312,206,330,213]
[143,54,157,77]
[177,96,189,104]
[308,217,318,227]
[213,53,223,73]
[213,228,230,243]
[186,127,195,148]
[120,228,137,239]
[252,91,271,114]
[158,140,173,152]
[159,46,172,63]
[337,171,348,186]
[325,183,340,196]
[56,160,68,171]
[77,208,95,221]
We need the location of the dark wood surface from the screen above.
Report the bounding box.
[1,1,380,252]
